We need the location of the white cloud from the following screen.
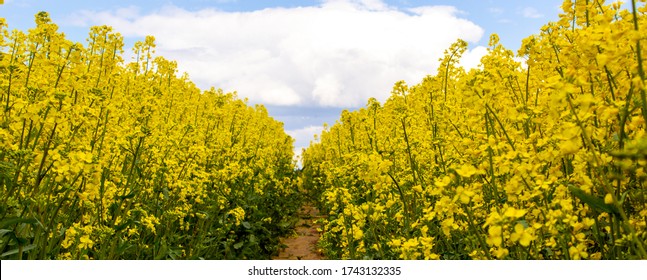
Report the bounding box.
[459,46,488,70]
[325,0,390,11]
[522,7,544,19]
[286,125,325,161]
[70,0,484,107]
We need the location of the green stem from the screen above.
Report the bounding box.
[485,104,516,151]
[631,0,647,129]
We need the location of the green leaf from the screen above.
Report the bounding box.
[168,248,182,260]
[114,219,134,232]
[233,241,245,249]
[116,243,133,255]
[162,186,169,199]
[279,221,291,229]
[568,185,619,216]
[1,244,37,258]
[155,240,168,260]
[119,192,136,200]
[241,221,251,229]
[0,217,40,229]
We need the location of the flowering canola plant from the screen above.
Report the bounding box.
[0,12,299,259]
[302,0,647,259]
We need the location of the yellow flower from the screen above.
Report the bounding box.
[441,217,458,237]
[457,186,475,204]
[487,225,503,247]
[510,223,535,247]
[434,176,452,187]
[227,207,246,226]
[455,164,482,178]
[604,193,614,204]
[141,215,160,234]
[352,225,364,240]
[127,228,138,237]
[559,139,580,155]
[58,252,73,260]
[493,247,509,259]
[61,227,78,249]
[569,244,589,260]
[79,235,94,250]
[503,207,527,219]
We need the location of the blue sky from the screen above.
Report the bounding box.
[2,1,562,53]
[1,0,569,159]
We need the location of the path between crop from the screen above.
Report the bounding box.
[273,204,325,260]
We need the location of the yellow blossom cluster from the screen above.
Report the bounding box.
[303,0,647,259]
[0,12,299,259]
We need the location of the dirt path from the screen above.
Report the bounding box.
[273,204,325,260]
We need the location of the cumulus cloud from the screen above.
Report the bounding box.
[459,46,488,71]
[285,125,325,161]
[70,0,485,107]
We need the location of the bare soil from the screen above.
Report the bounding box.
[273,205,325,260]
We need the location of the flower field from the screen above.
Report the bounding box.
[2,0,647,260]
[0,12,299,259]
[302,0,647,259]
